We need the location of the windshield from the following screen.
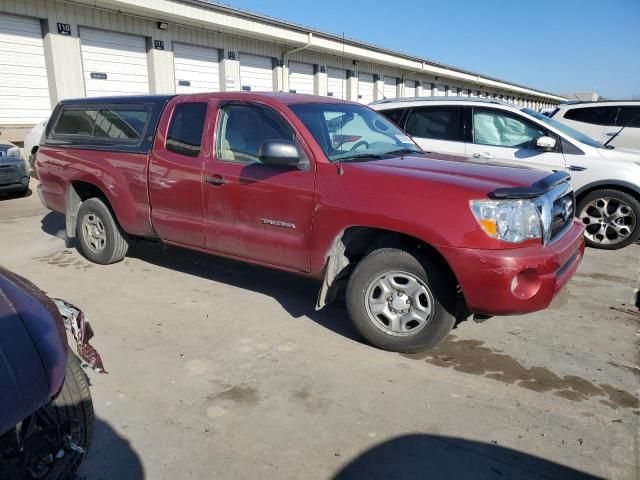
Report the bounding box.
[289,103,421,162]
[522,108,606,149]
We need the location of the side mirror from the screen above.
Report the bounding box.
[536,136,556,151]
[259,140,300,167]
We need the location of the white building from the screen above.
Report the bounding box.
[0,0,565,142]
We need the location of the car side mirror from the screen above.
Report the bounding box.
[259,140,300,167]
[536,136,556,152]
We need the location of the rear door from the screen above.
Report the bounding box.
[202,101,314,271]
[149,100,210,247]
[402,105,465,156]
[467,107,565,172]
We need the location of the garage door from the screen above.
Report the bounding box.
[358,73,374,104]
[288,62,314,95]
[404,80,416,98]
[80,28,149,97]
[435,84,446,96]
[448,87,458,96]
[327,68,346,100]
[0,13,51,124]
[173,43,220,94]
[383,77,397,99]
[240,53,273,92]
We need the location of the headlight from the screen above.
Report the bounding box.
[7,146,21,158]
[470,199,542,243]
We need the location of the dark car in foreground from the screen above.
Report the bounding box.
[0,267,103,479]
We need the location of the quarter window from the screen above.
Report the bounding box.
[405,106,460,141]
[614,106,640,128]
[216,104,297,164]
[564,106,617,126]
[473,109,545,148]
[166,102,208,157]
[378,108,405,127]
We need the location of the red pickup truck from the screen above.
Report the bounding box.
[36,93,584,352]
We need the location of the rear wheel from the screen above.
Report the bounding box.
[346,247,456,353]
[577,189,640,250]
[76,197,129,264]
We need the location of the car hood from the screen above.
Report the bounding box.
[344,153,547,195]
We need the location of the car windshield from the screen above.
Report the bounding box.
[289,103,421,162]
[522,108,607,149]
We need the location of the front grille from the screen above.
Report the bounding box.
[550,192,575,241]
[0,165,21,185]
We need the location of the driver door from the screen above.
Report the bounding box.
[202,102,315,272]
[466,107,566,173]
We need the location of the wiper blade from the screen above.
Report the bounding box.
[334,153,385,162]
[384,148,422,156]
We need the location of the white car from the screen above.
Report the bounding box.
[550,101,640,151]
[371,97,640,250]
[24,119,47,171]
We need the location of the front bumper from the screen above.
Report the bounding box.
[438,220,585,316]
[0,181,29,193]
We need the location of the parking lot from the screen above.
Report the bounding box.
[1,181,639,479]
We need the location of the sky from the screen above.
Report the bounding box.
[216,0,640,99]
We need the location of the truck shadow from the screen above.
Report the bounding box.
[40,212,365,346]
[332,433,600,480]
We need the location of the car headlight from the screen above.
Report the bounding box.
[7,146,21,158]
[470,199,542,243]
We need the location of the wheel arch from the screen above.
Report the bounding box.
[316,226,461,311]
[65,180,113,238]
[574,180,640,203]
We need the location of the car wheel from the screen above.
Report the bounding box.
[76,197,129,264]
[577,189,640,250]
[346,247,456,353]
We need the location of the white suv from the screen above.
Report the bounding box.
[371,97,640,250]
[550,101,640,151]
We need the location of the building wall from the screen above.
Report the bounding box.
[0,0,563,142]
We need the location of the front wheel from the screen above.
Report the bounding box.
[346,248,456,353]
[577,189,640,250]
[0,355,95,479]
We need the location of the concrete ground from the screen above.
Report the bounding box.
[1,179,639,479]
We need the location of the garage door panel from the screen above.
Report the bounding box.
[383,77,397,99]
[240,53,273,92]
[288,62,314,95]
[173,43,220,93]
[358,73,374,104]
[404,80,416,98]
[80,28,149,97]
[327,68,346,100]
[0,13,51,124]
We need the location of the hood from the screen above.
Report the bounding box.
[345,153,547,195]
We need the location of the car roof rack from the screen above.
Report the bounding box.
[370,96,513,107]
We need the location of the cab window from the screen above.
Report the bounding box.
[216,104,300,164]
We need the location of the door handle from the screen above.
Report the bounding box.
[204,175,225,186]
[472,152,494,160]
[568,165,587,172]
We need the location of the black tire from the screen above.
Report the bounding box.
[346,248,456,353]
[48,354,95,478]
[76,197,129,264]
[577,189,640,250]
